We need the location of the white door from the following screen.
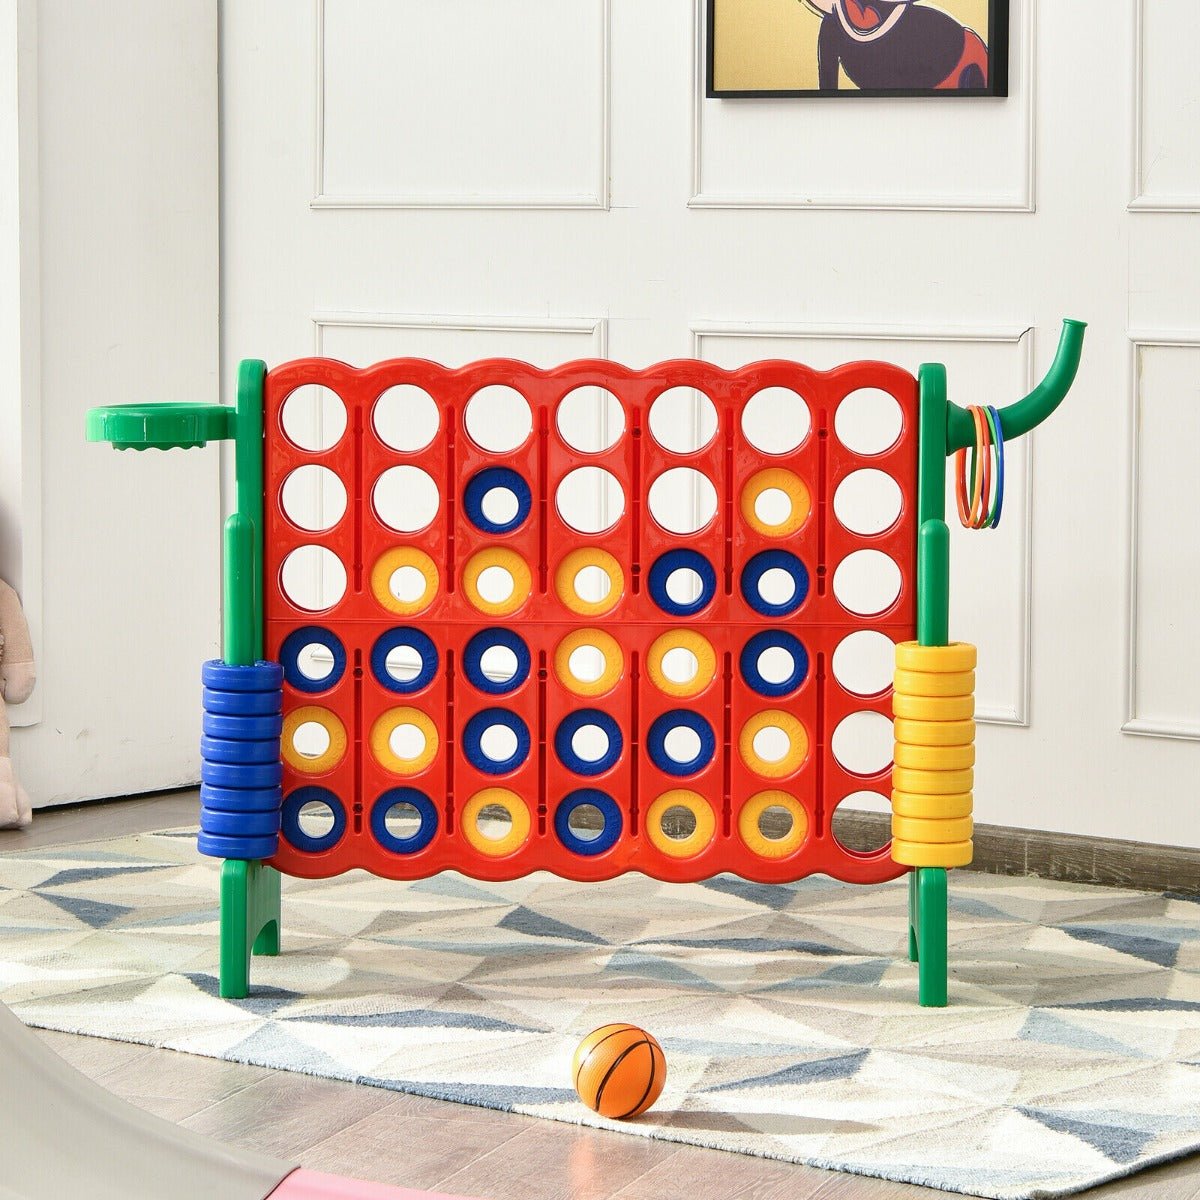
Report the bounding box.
[221,1,1200,851]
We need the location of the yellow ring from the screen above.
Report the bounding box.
[554,549,624,617]
[740,469,811,538]
[891,766,974,796]
[554,629,624,697]
[892,790,973,820]
[461,788,531,857]
[282,706,347,774]
[893,718,975,748]
[894,669,975,698]
[646,790,716,858]
[371,548,439,616]
[895,641,977,673]
[370,707,439,776]
[893,742,975,771]
[893,838,974,869]
[892,814,974,844]
[738,710,809,778]
[893,694,974,722]
[738,791,808,859]
[463,549,532,617]
[646,630,716,698]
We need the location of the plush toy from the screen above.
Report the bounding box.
[0,580,34,829]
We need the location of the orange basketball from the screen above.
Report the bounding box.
[572,1023,666,1119]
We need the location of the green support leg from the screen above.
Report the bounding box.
[908,870,920,962]
[913,867,948,1007]
[219,859,281,999]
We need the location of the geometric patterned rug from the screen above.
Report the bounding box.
[2,830,1199,1200]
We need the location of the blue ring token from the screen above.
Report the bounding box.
[554,709,623,777]
[462,709,530,775]
[646,710,716,777]
[200,808,282,838]
[554,790,623,857]
[200,735,280,766]
[279,627,346,694]
[200,759,283,789]
[462,629,531,696]
[370,788,438,855]
[202,688,282,717]
[202,659,284,691]
[197,832,279,861]
[200,783,283,813]
[741,550,809,618]
[647,549,717,617]
[740,631,810,698]
[280,787,347,854]
[371,628,439,695]
[463,467,532,535]
[203,712,284,741]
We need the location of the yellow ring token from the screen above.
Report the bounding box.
[893,693,974,722]
[892,814,974,844]
[895,641,977,673]
[740,469,811,538]
[892,838,974,869]
[893,742,975,771]
[554,629,624,697]
[891,766,974,796]
[738,791,808,859]
[462,548,532,617]
[738,710,809,778]
[646,790,716,858]
[646,630,717,698]
[370,547,439,616]
[282,706,347,775]
[461,788,531,857]
[554,548,624,617]
[893,718,975,748]
[894,669,975,698]
[370,707,439,776]
[891,790,973,820]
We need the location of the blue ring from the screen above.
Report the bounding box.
[200,808,282,838]
[741,550,810,618]
[279,627,346,694]
[740,631,810,698]
[200,735,280,765]
[201,760,283,788]
[203,688,282,717]
[647,550,717,617]
[203,712,284,741]
[463,467,532,535]
[463,629,531,696]
[281,786,347,854]
[987,404,1006,528]
[646,710,716,777]
[555,790,623,857]
[371,628,439,695]
[197,832,279,861]
[202,659,284,692]
[462,709,530,775]
[200,783,283,813]
[554,710,623,777]
[370,788,438,855]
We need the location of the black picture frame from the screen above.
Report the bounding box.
[707,0,1009,99]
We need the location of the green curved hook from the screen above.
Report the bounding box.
[946,318,1086,453]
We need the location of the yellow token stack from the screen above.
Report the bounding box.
[891,641,976,869]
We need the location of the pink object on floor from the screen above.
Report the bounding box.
[268,1168,482,1200]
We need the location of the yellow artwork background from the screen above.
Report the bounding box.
[712,0,991,92]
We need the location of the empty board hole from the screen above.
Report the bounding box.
[571,725,610,763]
[465,386,532,453]
[573,565,612,605]
[833,550,903,617]
[666,568,703,606]
[661,647,699,686]
[664,725,702,764]
[833,470,903,537]
[568,646,606,684]
[480,645,519,685]
[480,723,519,764]
[741,388,812,455]
[649,388,718,454]
[660,805,698,841]
[752,725,791,764]
[567,803,604,842]
[648,468,719,536]
[297,643,336,683]
[281,546,347,612]
[755,488,794,528]
[388,566,428,606]
[758,804,795,842]
[556,467,626,535]
[476,803,514,841]
[557,387,625,453]
[297,800,336,840]
[757,568,797,608]
[835,389,903,457]
[831,712,894,777]
[280,465,347,533]
[482,487,520,527]
[293,722,331,760]
[373,466,440,534]
[832,631,896,697]
[373,385,439,453]
[832,791,892,854]
[478,566,516,605]
[385,646,424,686]
[281,385,347,453]
[390,723,428,763]
[757,646,796,686]
[383,801,422,841]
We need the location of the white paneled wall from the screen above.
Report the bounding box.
[221,1,1200,848]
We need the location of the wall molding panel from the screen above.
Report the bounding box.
[313,312,609,356]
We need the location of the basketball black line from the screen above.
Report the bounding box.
[574,1025,637,1092]
[618,1041,661,1119]
[594,1038,651,1113]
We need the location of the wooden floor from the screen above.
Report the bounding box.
[5,792,1200,1200]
